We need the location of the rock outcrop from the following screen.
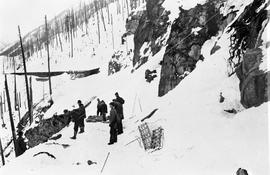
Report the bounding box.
[158,0,224,96]
[229,0,269,108]
[25,113,70,147]
[132,0,170,67]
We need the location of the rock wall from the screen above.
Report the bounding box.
[132,0,170,67]
[25,113,70,147]
[230,0,269,108]
[158,0,224,96]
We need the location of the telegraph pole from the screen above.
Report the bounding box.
[45,15,52,100]
[4,75,17,157]
[18,25,32,124]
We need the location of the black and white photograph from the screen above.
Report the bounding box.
[0,0,269,174]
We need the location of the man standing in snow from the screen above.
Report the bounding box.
[113,92,125,134]
[77,100,86,133]
[97,99,108,122]
[108,102,118,145]
[70,100,86,139]
[112,100,123,134]
[15,131,27,156]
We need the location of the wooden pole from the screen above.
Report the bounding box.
[100,3,107,32]
[94,0,101,44]
[70,27,73,57]
[101,152,110,173]
[4,75,17,157]
[13,57,18,111]
[111,14,115,50]
[18,25,32,124]
[45,16,53,100]
[125,0,130,15]
[29,77,33,120]
[0,137,5,166]
[3,91,6,112]
[0,96,4,126]
[17,92,21,121]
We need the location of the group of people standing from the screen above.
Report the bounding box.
[96,92,125,145]
[13,92,125,158]
[69,92,125,145]
[108,92,125,145]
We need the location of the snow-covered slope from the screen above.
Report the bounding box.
[0,0,268,174]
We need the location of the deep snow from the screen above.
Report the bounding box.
[0,0,269,174]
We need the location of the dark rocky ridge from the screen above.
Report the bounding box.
[230,0,269,108]
[132,0,170,67]
[158,0,224,96]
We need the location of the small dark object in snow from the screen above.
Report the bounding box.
[236,168,248,175]
[145,69,157,83]
[219,92,225,103]
[224,108,237,114]
[87,160,97,165]
[33,152,56,159]
[49,134,62,140]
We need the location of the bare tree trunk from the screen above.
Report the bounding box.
[84,2,89,35]
[100,4,107,31]
[3,91,6,112]
[4,75,17,157]
[0,137,5,165]
[94,0,101,44]
[45,16,53,99]
[106,0,110,24]
[0,96,5,126]
[111,14,115,50]
[125,0,130,15]
[18,25,32,124]
[70,28,73,57]
[13,57,18,111]
[58,33,63,52]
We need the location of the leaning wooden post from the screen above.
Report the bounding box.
[111,14,115,50]
[4,75,17,157]
[45,16,53,100]
[94,0,101,44]
[13,57,18,111]
[3,91,6,112]
[29,76,33,120]
[18,25,32,124]
[0,95,4,126]
[0,137,5,166]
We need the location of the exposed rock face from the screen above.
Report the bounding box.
[25,113,70,147]
[125,9,145,35]
[133,0,170,67]
[229,0,269,108]
[236,49,269,108]
[158,0,224,96]
[108,50,133,75]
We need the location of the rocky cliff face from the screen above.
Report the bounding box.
[229,0,269,108]
[132,0,170,67]
[25,113,70,147]
[158,0,224,96]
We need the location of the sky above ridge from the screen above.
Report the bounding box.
[0,0,86,47]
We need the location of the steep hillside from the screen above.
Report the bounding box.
[0,0,268,175]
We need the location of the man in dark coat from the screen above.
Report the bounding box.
[15,131,27,157]
[114,92,125,105]
[70,108,80,139]
[113,92,125,134]
[108,102,118,145]
[97,99,108,121]
[77,100,86,133]
[111,100,123,134]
